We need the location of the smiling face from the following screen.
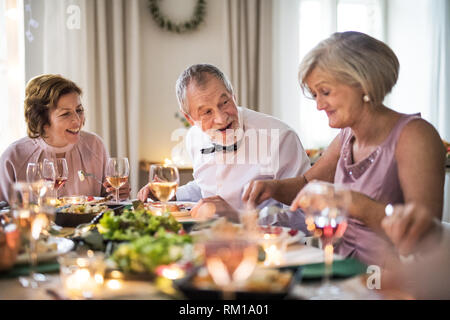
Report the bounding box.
[43,92,85,147]
[304,68,365,129]
[184,74,240,146]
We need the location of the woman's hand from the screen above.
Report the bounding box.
[103,180,131,201]
[290,180,337,212]
[136,184,173,203]
[381,203,443,256]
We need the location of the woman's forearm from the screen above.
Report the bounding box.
[272,176,308,205]
[349,191,386,233]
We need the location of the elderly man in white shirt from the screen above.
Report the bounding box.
[138,64,310,228]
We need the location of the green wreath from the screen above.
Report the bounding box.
[148,0,206,34]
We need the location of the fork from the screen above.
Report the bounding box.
[78,170,103,185]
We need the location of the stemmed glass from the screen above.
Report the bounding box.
[202,235,259,300]
[148,164,179,213]
[26,160,56,202]
[53,158,68,199]
[105,157,130,203]
[9,182,56,288]
[299,180,351,299]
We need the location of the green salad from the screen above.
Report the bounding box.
[97,208,182,241]
[111,228,193,274]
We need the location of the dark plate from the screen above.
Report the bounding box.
[180,221,196,233]
[299,258,367,281]
[173,266,303,300]
[55,204,125,228]
[104,269,156,281]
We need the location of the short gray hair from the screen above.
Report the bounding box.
[298,31,399,107]
[175,64,234,114]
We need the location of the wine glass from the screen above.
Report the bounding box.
[202,235,259,300]
[148,164,179,213]
[26,161,55,205]
[105,157,130,203]
[299,180,351,299]
[9,182,56,288]
[26,163,41,183]
[53,158,68,199]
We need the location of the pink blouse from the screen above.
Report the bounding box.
[0,131,109,202]
[334,113,422,266]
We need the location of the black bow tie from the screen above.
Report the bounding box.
[200,141,241,154]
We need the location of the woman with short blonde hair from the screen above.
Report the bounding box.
[243,31,446,266]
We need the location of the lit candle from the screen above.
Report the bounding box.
[59,252,105,299]
[156,264,185,280]
[64,268,97,299]
[106,279,122,290]
[261,233,286,266]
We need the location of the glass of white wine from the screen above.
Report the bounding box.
[148,164,179,213]
[106,157,130,203]
[10,182,56,288]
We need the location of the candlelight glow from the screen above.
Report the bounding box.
[106,279,122,290]
[260,233,287,267]
[59,251,106,299]
[160,265,185,280]
[31,214,48,240]
[263,244,283,266]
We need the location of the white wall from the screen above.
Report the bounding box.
[23,0,228,164]
[137,0,227,163]
[385,0,433,119]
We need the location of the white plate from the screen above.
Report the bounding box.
[258,225,305,246]
[146,200,196,209]
[189,223,304,244]
[15,237,75,265]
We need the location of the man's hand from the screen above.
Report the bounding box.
[103,180,131,201]
[381,203,443,256]
[191,196,239,222]
[137,184,174,202]
[242,180,278,208]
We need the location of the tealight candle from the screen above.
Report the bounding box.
[58,251,105,299]
[260,233,288,267]
[46,198,59,206]
[156,264,185,280]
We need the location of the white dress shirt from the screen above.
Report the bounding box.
[176,107,311,213]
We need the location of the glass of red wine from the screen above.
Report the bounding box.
[53,158,68,199]
[299,180,351,299]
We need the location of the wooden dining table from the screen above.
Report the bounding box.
[0,240,411,300]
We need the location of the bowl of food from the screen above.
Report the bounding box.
[173,266,302,300]
[55,203,110,228]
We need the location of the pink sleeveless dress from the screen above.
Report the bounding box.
[334,113,421,265]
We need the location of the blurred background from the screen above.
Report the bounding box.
[1,0,449,218]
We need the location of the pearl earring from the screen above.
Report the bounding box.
[363,95,370,103]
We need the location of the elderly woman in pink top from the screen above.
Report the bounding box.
[243,31,446,266]
[0,74,130,203]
